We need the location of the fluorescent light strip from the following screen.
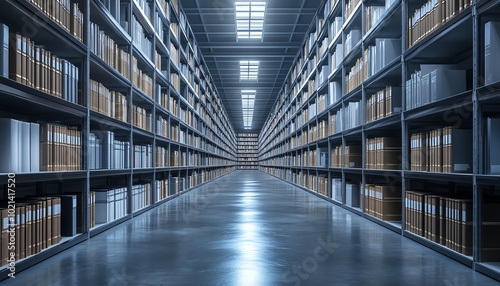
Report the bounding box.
[242,90,256,128]
[235,2,266,40]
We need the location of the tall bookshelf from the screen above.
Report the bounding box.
[237,133,259,169]
[0,0,237,280]
[258,0,500,281]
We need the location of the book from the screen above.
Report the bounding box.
[485,21,500,85]
[0,23,8,78]
[0,118,20,172]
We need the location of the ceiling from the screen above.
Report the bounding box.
[181,0,323,134]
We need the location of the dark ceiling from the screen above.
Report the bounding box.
[181,0,323,134]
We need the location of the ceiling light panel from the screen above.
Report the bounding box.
[235,2,266,40]
[242,89,256,128]
[240,61,259,81]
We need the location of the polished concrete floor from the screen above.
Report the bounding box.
[3,170,499,285]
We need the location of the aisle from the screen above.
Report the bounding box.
[4,170,498,285]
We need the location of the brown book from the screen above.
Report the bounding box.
[459,199,473,255]
[40,123,50,171]
[446,198,454,249]
[20,35,28,86]
[25,38,32,87]
[424,195,431,240]
[45,50,51,94]
[0,208,9,266]
[51,197,61,245]
[22,204,31,258]
[9,33,22,83]
[34,46,41,90]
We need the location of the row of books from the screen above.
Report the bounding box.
[156,146,169,167]
[131,183,151,212]
[331,146,343,168]
[92,188,128,225]
[154,50,162,71]
[408,0,472,47]
[134,0,152,23]
[344,29,361,56]
[331,145,362,168]
[97,0,129,31]
[330,17,343,41]
[364,185,402,221]
[170,40,179,67]
[331,44,343,72]
[318,36,329,59]
[406,191,472,255]
[89,131,129,170]
[155,179,170,202]
[41,123,81,171]
[410,127,472,173]
[133,144,153,168]
[131,14,153,61]
[0,197,63,266]
[311,120,329,142]
[365,137,401,169]
[405,65,466,110]
[345,0,362,20]
[300,174,328,196]
[0,119,40,173]
[329,81,342,106]
[89,79,128,123]
[2,27,80,103]
[344,101,363,130]
[156,116,169,138]
[132,105,152,132]
[366,86,402,123]
[365,5,387,33]
[27,0,83,42]
[131,56,154,98]
[329,110,341,135]
[171,72,180,93]
[89,22,131,80]
[364,38,400,78]
[346,56,364,93]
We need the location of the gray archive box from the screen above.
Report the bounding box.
[346,184,360,208]
[485,21,500,85]
[486,118,500,174]
[58,195,77,236]
[430,69,466,102]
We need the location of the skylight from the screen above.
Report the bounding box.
[242,90,256,128]
[240,61,259,81]
[235,2,266,40]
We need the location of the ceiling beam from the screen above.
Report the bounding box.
[183,8,317,12]
[190,23,311,27]
[196,42,302,47]
[202,52,298,57]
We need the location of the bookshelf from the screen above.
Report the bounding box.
[237,133,259,170]
[258,0,500,281]
[0,0,237,279]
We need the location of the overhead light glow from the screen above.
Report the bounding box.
[242,90,256,128]
[235,2,266,40]
[240,61,259,81]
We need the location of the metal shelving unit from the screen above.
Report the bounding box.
[258,0,500,281]
[0,0,238,280]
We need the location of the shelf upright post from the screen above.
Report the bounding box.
[83,0,91,237]
[472,1,481,267]
[126,0,134,219]
[400,0,409,236]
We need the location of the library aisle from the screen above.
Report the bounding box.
[3,171,498,286]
